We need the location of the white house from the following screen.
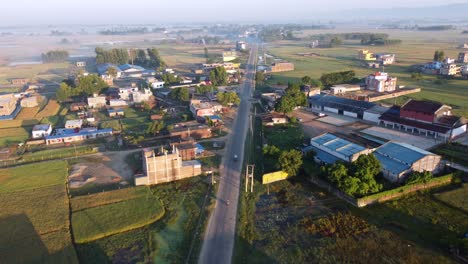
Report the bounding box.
[132,88,153,103]
[147,77,165,89]
[109,99,128,107]
[32,124,52,139]
[87,95,107,109]
[65,119,83,129]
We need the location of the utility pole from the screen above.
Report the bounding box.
[245,164,254,193]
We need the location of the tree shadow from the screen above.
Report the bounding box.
[232,236,278,264]
[0,214,95,263]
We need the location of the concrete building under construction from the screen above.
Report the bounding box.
[135,146,202,186]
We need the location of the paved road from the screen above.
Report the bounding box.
[199,43,258,264]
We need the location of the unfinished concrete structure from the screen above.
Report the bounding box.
[135,146,202,186]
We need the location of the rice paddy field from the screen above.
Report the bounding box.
[71,187,165,243]
[0,160,78,263]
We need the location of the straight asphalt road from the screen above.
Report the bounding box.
[198,43,258,264]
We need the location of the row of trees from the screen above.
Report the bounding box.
[275,83,307,114]
[320,70,358,88]
[169,87,190,102]
[161,72,182,85]
[133,48,166,69]
[95,48,129,65]
[41,50,69,63]
[95,47,167,68]
[301,76,323,88]
[322,154,383,197]
[56,74,108,102]
[433,50,445,62]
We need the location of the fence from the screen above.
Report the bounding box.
[310,173,455,208]
[0,147,99,168]
[356,174,455,207]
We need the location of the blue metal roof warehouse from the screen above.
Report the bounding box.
[374,141,441,182]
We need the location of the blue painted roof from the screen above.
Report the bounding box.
[46,128,112,140]
[311,133,366,160]
[208,115,222,120]
[313,146,341,164]
[96,63,121,75]
[195,143,205,151]
[374,142,434,175]
[108,108,124,113]
[119,64,146,71]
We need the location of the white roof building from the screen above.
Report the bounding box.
[32,124,52,139]
[65,119,83,129]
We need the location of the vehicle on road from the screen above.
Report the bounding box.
[233,154,238,161]
[318,113,326,117]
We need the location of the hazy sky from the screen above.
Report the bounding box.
[2,0,468,25]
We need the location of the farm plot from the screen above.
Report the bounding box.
[0,160,78,263]
[71,187,165,243]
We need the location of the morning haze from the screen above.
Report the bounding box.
[2,0,468,24]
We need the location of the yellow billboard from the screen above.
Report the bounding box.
[262,171,289,184]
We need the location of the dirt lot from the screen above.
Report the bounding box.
[317,115,356,126]
[68,151,136,188]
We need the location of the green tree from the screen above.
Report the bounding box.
[56,83,73,102]
[329,37,343,47]
[209,66,228,86]
[77,74,108,96]
[301,76,312,85]
[204,47,210,63]
[162,73,181,85]
[263,145,280,156]
[326,163,349,186]
[351,154,383,195]
[255,72,265,85]
[275,83,307,114]
[107,67,118,77]
[433,50,445,62]
[146,121,165,136]
[278,150,303,177]
[217,91,240,106]
[275,94,296,114]
[169,87,190,102]
[310,79,323,88]
[320,71,357,88]
[406,171,432,185]
[41,50,69,63]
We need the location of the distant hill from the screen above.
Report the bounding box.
[335,3,468,21]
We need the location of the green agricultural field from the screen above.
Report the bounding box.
[0,160,67,193]
[358,188,468,259]
[72,187,165,243]
[0,127,31,146]
[36,99,61,118]
[0,160,78,263]
[264,30,468,116]
[434,184,468,212]
[75,177,212,264]
[0,119,39,129]
[0,63,68,85]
